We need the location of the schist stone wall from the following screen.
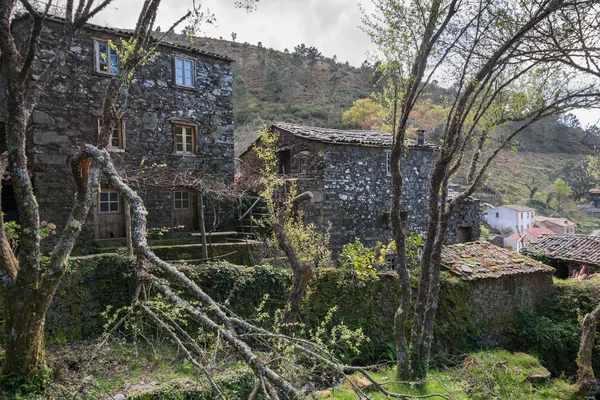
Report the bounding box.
[239,128,481,252]
[468,273,553,330]
[323,144,435,250]
[6,19,234,243]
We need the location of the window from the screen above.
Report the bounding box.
[385,150,391,176]
[278,150,291,174]
[502,277,516,294]
[298,157,308,173]
[173,190,191,210]
[99,190,119,213]
[521,213,523,219]
[97,118,124,150]
[495,212,499,218]
[95,40,119,74]
[174,57,194,87]
[173,124,195,154]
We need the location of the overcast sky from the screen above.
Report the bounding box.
[90,0,374,66]
[86,0,598,127]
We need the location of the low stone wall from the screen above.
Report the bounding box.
[1,257,547,363]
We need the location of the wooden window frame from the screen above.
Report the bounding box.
[298,156,308,174]
[173,123,196,155]
[94,39,119,75]
[174,57,195,88]
[98,189,120,214]
[385,150,391,176]
[97,118,125,151]
[502,277,516,294]
[173,190,191,210]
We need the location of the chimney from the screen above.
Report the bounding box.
[417,129,425,145]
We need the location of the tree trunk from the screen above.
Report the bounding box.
[198,191,208,259]
[573,303,600,397]
[125,198,133,256]
[2,287,49,383]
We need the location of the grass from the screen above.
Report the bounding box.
[329,351,577,400]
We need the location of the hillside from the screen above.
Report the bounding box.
[160,34,380,154]
[164,34,599,211]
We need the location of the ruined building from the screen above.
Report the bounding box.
[1,16,235,243]
[238,123,480,250]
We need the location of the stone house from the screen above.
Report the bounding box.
[523,234,600,278]
[1,16,235,242]
[238,123,480,251]
[533,216,576,235]
[483,204,536,234]
[442,241,555,329]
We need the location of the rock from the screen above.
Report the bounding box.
[314,390,331,398]
[526,368,551,384]
[32,110,55,125]
[128,383,156,394]
[345,375,373,390]
[113,394,126,400]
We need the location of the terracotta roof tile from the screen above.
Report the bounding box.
[523,234,600,266]
[442,241,554,281]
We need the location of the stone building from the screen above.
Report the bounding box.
[442,241,555,329]
[1,16,235,242]
[238,123,480,251]
[523,234,600,278]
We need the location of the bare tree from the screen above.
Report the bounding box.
[364,0,600,381]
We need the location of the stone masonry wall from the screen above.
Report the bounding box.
[323,144,435,250]
[468,273,553,330]
[7,20,235,243]
[238,129,326,227]
[447,199,482,244]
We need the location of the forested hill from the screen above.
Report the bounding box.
[161,34,599,156]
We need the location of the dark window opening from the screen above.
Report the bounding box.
[456,226,473,243]
[1,183,18,223]
[502,277,515,294]
[278,150,291,174]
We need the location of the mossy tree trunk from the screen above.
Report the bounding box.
[573,303,600,398]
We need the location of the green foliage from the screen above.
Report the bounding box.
[255,128,332,269]
[505,277,600,378]
[480,225,490,241]
[2,217,56,251]
[338,233,424,279]
[338,238,378,280]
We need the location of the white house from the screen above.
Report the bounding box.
[484,205,536,234]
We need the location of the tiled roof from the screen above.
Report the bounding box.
[442,241,554,281]
[20,14,233,62]
[526,227,555,239]
[534,216,576,227]
[523,234,600,266]
[272,123,437,148]
[502,204,536,212]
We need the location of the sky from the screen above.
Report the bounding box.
[86,0,599,128]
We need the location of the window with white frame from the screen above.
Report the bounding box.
[174,57,194,87]
[385,150,391,176]
[99,190,119,213]
[173,124,195,154]
[173,190,191,210]
[97,118,125,150]
[95,40,119,74]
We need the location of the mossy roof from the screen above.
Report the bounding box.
[272,123,438,149]
[442,241,555,281]
[523,234,600,267]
